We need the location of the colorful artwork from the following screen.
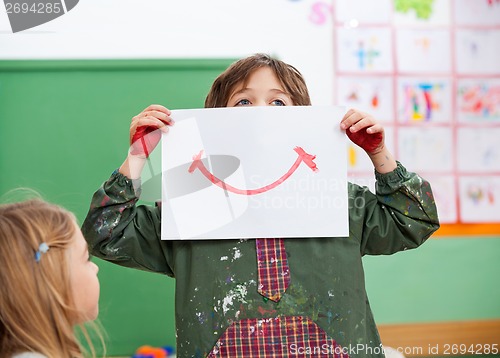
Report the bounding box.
[459,176,500,222]
[398,77,452,123]
[457,79,500,122]
[393,0,450,26]
[355,40,380,70]
[337,28,393,73]
[333,0,500,224]
[394,0,435,19]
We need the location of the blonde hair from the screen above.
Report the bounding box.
[205,53,311,108]
[0,199,98,357]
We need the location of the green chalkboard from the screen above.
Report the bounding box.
[0,59,234,356]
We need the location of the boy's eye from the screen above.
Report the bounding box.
[271,99,286,106]
[236,99,251,106]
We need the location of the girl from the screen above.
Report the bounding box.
[82,54,439,357]
[0,199,101,358]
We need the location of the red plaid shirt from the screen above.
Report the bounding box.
[208,316,348,357]
[256,238,291,302]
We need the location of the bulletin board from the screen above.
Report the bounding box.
[333,0,500,236]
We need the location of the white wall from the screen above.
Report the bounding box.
[0,0,334,105]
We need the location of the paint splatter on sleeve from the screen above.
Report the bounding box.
[349,162,440,256]
[81,170,174,276]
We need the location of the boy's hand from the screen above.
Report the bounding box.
[340,108,384,155]
[130,104,174,158]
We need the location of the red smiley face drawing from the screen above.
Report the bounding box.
[188,146,319,195]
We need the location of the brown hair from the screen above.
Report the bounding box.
[205,53,311,108]
[0,199,99,358]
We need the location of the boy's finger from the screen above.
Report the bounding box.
[348,116,374,132]
[341,110,362,129]
[135,116,169,130]
[144,104,171,115]
[366,124,383,134]
[343,108,356,120]
[143,110,175,125]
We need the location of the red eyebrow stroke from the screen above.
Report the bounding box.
[188,147,319,196]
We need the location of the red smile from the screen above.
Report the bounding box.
[188,147,319,196]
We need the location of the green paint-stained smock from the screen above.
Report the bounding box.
[82,162,439,358]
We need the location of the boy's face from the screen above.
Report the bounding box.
[226,67,294,107]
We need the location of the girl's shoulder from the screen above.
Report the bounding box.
[11,353,47,358]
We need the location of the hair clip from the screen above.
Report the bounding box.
[35,242,50,262]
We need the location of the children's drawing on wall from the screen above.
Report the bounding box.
[337,76,394,121]
[398,127,453,172]
[394,0,450,25]
[455,0,500,26]
[396,29,451,73]
[336,28,393,73]
[456,29,500,74]
[333,0,500,225]
[397,77,452,123]
[394,0,435,19]
[334,0,391,25]
[459,176,500,222]
[457,79,500,122]
[425,175,458,223]
[457,128,500,172]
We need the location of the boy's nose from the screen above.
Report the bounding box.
[254,100,268,106]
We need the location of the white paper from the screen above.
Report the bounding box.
[336,76,394,122]
[336,27,394,73]
[332,0,500,225]
[335,0,392,25]
[397,127,453,172]
[459,176,500,223]
[456,29,500,75]
[455,0,500,26]
[457,127,500,173]
[161,106,349,240]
